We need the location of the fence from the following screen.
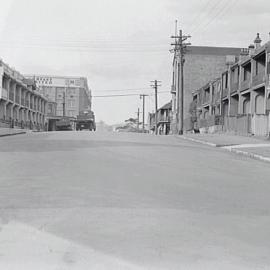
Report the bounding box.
[223,115,251,135]
[198,114,270,137]
[251,114,270,136]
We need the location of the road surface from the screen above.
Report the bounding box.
[0,131,270,270]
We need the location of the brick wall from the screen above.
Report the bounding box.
[171,46,242,132]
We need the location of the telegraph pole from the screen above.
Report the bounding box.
[171,28,191,135]
[62,91,66,117]
[151,80,161,135]
[140,94,148,132]
[137,108,140,130]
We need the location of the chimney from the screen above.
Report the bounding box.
[248,44,255,56]
[239,48,249,61]
[254,33,262,49]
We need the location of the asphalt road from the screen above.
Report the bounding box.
[0,131,270,270]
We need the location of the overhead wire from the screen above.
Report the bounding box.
[191,0,227,34]
[188,0,217,33]
[191,0,236,36]
[95,87,152,92]
[198,0,238,36]
[92,91,170,98]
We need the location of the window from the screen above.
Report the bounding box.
[68,99,75,108]
[68,111,75,117]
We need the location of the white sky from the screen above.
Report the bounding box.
[1,0,270,124]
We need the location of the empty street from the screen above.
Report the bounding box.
[0,131,270,269]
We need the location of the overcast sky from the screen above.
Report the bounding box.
[1,0,270,124]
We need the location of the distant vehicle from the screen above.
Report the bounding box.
[76,110,96,131]
[55,117,74,131]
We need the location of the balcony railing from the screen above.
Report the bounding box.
[9,92,14,101]
[252,72,265,87]
[222,88,229,98]
[230,82,239,94]
[213,92,221,104]
[240,80,251,92]
[202,95,210,105]
[158,116,170,123]
[1,88,8,100]
[15,95,20,104]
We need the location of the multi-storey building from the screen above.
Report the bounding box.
[0,60,47,130]
[25,75,92,118]
[148,101,172,135]
[171,45,242,133]
[191,34,270,137]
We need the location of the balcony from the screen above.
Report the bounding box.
[21,98,25,106]
[222,88,229,98]
[213,92,221,104]
[15,95,20,104]
[26,100,30,107]
[230,82,239,94]
[158,115,170,123]
[240,80,251,92]
[30,102,33,109]
[252,72,265,87]
[1,88,8,100]
[9,91,14,101]
[202,95,210,105]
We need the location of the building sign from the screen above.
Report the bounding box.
[35,76,82,87]
[35,76,53,85]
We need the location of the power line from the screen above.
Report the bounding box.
[190,0,226,34]
[0,42,170,53]
[188,0,217,32]
[95,87,152,92]
[191,0,233,35]
[195,0,238,36]
[93,91,169,98]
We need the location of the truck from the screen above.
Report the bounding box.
[55,117,74,131]
[76,110,96,131]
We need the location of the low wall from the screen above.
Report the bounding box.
[197,114,270,137]
[251,114,270,136]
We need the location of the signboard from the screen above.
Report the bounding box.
[35,76,83,87]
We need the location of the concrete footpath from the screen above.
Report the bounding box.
[0,128,27,137]
[181,133,270,163]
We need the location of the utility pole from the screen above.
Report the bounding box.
[171,28,191,135]
[140,94,148,132]
[62,91,66,117]
[137,107,140,130]
[151,80,161,135]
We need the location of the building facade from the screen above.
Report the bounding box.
[25,75,92,118]
[0,60,47,130]
[148,101,172,135]
[171,45,242,133]
[191,34,270,137]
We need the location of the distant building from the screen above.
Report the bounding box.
[148,101,172,135]
[25,75,92,118]
[171,45,242,133]
[0,59,47,130]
